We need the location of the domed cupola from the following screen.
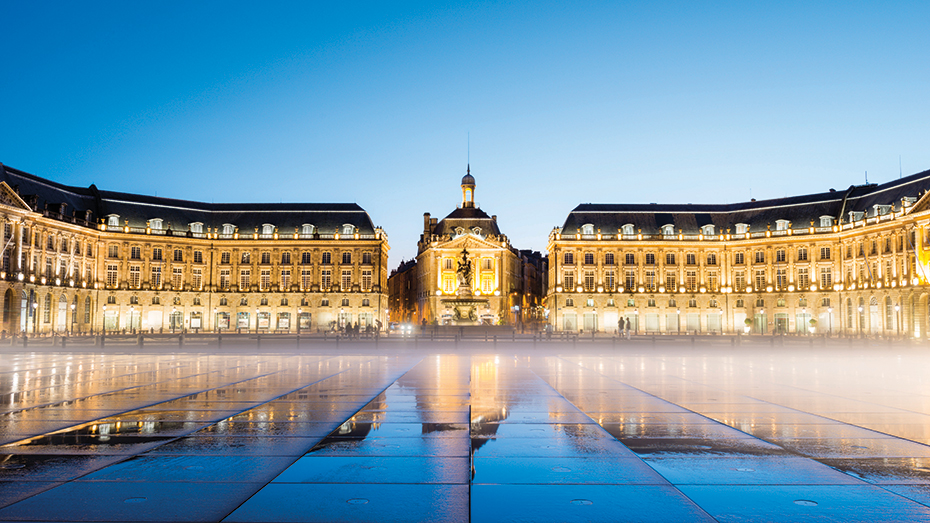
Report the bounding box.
[461,165,476,208]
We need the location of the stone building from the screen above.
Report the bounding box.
[0,163,389,335]
[392,167,529,327]
[548,169,930,337]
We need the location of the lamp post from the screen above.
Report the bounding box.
[802,307,807,336]
[171,307,177,333]
[32,301,37,335]
[858,305,864,338]
[297,307,302,336]
[70,303,75,335]
[255,308,259,333]
[895,303,901,338]
[827,306,833,336]
[213,307,218,333]
[676,308,681,335]
[130,306,135,334]
[102,304,107,339]
[759,308,765,334]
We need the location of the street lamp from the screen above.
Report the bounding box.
[297,307,302,336]
[827,306,833,336]
[895,303,901,337]
[802,307,807,335]
[676,308,681,335]
[857,305,864,337]
[32,301,37,335]
[130,306,135,334]
[70,303,75,335]
[213,307,218,333]
[102,305,107,338]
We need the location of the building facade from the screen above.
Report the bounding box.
[390,168,535,327]
[548,169,930,338]
[0,163,389,335]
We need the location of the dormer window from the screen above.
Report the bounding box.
[701,224,715,235]
[472,227,482,236]
[820,216,834,227]
[301,224,315,235]
[775,220,789,231]
[661,224,675,236]
[190,222,203,234]
[581,224,595,235]
[873,204,891,216]
[454,227,465,237]
[621,224,634,235]
[107,215,120,227]
[847,211,863,223]
[262,224,274,235]
[735,223,749,234]
[222,224,235,235]
[341,224,355,235]
[150,219,163,230]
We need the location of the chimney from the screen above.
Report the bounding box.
[491,215,497,222]
[423,213,431,233]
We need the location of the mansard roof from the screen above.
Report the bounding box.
[0,162,377,234]
[432,206,502,237]
[561,168,930,235]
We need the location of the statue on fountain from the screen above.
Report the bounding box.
[456,248,472,295]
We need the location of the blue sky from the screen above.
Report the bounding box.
[2,1,929,264]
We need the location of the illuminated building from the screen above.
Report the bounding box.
[548,169,930,337]
[0,162,389,334]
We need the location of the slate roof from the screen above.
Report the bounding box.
[0,163,377,234]
[431,206,502,237]
[561,168,930,235]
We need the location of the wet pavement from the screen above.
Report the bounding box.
[1,343,930,521]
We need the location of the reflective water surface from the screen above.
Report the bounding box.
[0,344,929,521]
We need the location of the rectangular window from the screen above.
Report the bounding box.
[301,269,312,290]
[734,252,744,264]
[604,252,615,265]
[584,252,595,265]
[820,267,832,288]
[221,252,231,264]
[820,246,831,260]
[665,271,676,290]
[108,245,119,258]
[151,266,162,288]
[219,269,230,290]
[131,246,141,260]
[443,277,455,293]
[563,252,574,264]
[685,270,697,291]
[174,249,183,262]
[583,270,595,292]
[754,251,764,264]
[107,264,118,287]
[707,272,718,292]
[666,253,676,265]
[645,253,656,265]
[686,253,696,265]
[321,269,331,289]
[239,269,250,290]
[605,270,615,291]
[152,248,163,261]
[302,252,312,264]
[341,269,352,290]
[342,251,352,264]
[776,250,786,262]
[281,251,291,264]
[260,269,271,291]
[280,269,291,290]
[129,266,141,288]
[734,271,746,292]
[563,272,574,291]
[645,270,656,291]
[192,268,203,290]
[194,251,203,263]
[625,253,635,265]
[797,268,809,289]
[261,252,271,264]
[754,269,766,291]
[776,268,787,289]
[362,269,372,291]
[362,252,372,264]
[482,277,493,293]
[625,270,636,290]
[321,252,332,264]
[172,267,183,289]
[45,259,52,277]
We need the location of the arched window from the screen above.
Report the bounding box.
[190,222,203,234]
[107,215,120,227]
[43,294,51,323]
[621,224,635,235]
[701,224,715,235]
[150,219,163,230]
[301,224,315,235]
[581,224,594,235]
[262,224,274,235]
[341,224,355,235]
[222,224,235,235]
[662,224,675,236]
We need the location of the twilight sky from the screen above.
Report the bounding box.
[2,1,929,265]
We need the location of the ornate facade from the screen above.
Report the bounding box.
[548,169,930,337]
[0,163,389,335]
[398,168,542,327]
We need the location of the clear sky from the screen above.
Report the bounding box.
[2,1,929,265]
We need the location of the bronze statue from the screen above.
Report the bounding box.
[456,248,472,287]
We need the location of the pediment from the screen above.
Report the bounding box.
[0,182,32,211]
[436,233,505,252]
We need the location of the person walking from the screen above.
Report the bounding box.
[625,318,632,340]
[618,318,624,338]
